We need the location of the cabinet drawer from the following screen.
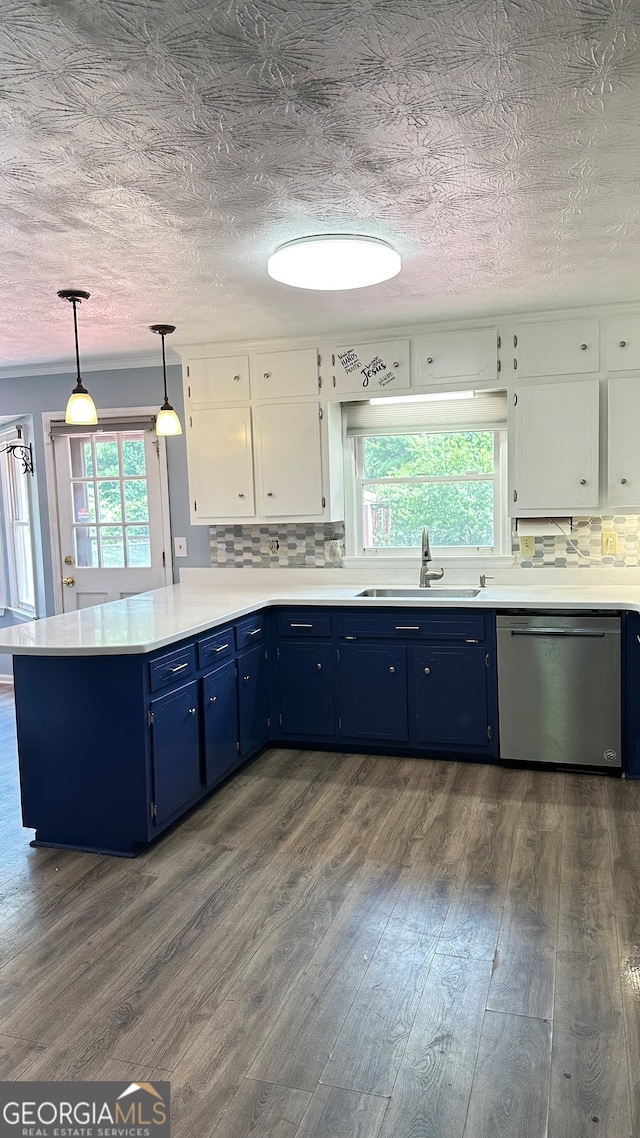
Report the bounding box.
[235,614,266,650]
[198,628,234,669]
[276,610,332,638]
[149,644,197,692]
[337,611,486,642]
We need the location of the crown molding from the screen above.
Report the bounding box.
[0,348,182,381]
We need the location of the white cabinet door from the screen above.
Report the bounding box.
[329,339,411,398]
[252,348,319,399]
[188,405,255,520]
[514,321,600,377]
[605,318,640,372]
[608,378,640,507]
[185,354,250,404]
[512,381,599,513]
[254,402,323,517]
[415,328,498,386]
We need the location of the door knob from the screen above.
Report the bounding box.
[64,555,74,565]
[316,662,322,670]
[62,576,75,587]
[424,667,431,675]
[389,666,396,674]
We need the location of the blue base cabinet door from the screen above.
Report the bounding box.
[412,645,490,748]
[339,643,408,741]
[278,642,334,737]
[238,644,271,756]
[202,659,240,786]
[150,679,202,824]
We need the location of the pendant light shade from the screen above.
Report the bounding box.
[267,234,401,290]
[57,289,98,425]
[150,324,182,436]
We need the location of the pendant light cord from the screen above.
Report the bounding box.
[161,331,169,403]
[71,298,82,382]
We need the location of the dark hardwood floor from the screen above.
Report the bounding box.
[0,684,639,1137]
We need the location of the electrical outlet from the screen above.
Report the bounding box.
[325,539,342,562]
[519,535,535,556]
[268,539,280,555]
[602,531,618,556]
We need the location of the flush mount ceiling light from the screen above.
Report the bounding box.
[267,235,401,290]
[150,324,182,436]
[57,289,98,425]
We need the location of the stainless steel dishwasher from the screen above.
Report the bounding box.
[496,613,621,768]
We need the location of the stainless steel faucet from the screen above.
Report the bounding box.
[419,526,444,587]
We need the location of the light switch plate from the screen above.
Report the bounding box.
[174,537,187,558]
[519,535,535,556]
[602,531,618,556]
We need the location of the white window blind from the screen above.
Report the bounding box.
[344,391,508,436]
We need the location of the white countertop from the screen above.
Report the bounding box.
[2,568,640,656]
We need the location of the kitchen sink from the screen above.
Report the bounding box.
[356,587,481,599]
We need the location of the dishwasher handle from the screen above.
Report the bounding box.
[508,628,606,638]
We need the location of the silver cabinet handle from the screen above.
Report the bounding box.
[580,479,587,485]
[170,662,189,673]
[389,666,396,674]
[249,627,262,636]
[209,696,217,703]
[316,662,322,670]
[426,356,433,363]
[396,625,419,630]
[393,360,400,368]
[619,340,627,347]
[291,623,313,628]
[580,343,588,350]
[188,707,197,715]
[263,371,271,379]
[424,667,431,675]
[233,374,241,381]
[621,478,628,485]
[267,491,273,496]
[214,643,229,652]
[238,492,245,498]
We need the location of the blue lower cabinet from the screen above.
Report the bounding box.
[202,659,241,786]
[150,679,202,825]
[278,641,334,737]
[412,645,491,748]
[339,642,408,741]
[238,644,271,756]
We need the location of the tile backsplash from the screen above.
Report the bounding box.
[210,523,346,568]
[514,515,640,567]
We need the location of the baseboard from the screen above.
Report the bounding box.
[0,674,14,685]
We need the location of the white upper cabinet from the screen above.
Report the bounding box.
[329,339,411,398]
[188,405,255,521]
[252,348,319,399]
[605,318,640,372]
[607,378,640,507]
[185,354,250,405]
[254,402,324,517]
[414,328,498,387]
[511,380,600,514]
[513,321,600,378]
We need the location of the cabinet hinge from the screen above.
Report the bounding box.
[236,741,240,752]
[513,334,518,348]
[336,648,340,661]
[317,353,322,367]
[264,649,268,660]
[338,716,342,730]
[487,725,492,740]
[194,499,197,512]
[186,365,190,377]
[276,646,280,659]
[485,652,490,668]
[332,375,336,387]
[148,709,154,727]
[513,358,517,370]
[513,490,518,502]
[162,550,166,568]
[513,393,517,405]
[151,801,157,819]
[234,666,238,677]
[332,353,335,366]
[318,376,322,390]
[267,717,271,728]
[497,359,501,372]
[189,415,193,427]
[279,712,283,726]
[322,496,326,509]
[497,335,501,349]
[319,407,323,420]
[188,384,191,398]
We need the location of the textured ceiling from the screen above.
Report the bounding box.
[0,0,639,367]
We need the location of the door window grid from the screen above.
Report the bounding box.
[68,432,151,568]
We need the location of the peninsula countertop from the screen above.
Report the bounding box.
[2,567,640,656]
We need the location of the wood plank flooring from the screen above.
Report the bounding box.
[0,684,639,1137]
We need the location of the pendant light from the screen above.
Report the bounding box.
[150,324,182,436]
[57,289,98,425]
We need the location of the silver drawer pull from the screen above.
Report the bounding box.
[316,662,322,670]
[345,635,356,640]
[465,639,479,644]
[170,662,189,673]
[424,667,431,675]
[291,623,313,628]
[389,666,396,674]
[209,696,217,704]
[248,627,262,636]
[188,707,197,715]
[214,643,229,652]
[395,625,419,630]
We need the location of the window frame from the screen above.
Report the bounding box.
[0,423,37,616]
[344,425,509,561]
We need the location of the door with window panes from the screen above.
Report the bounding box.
[52,424,170,611]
